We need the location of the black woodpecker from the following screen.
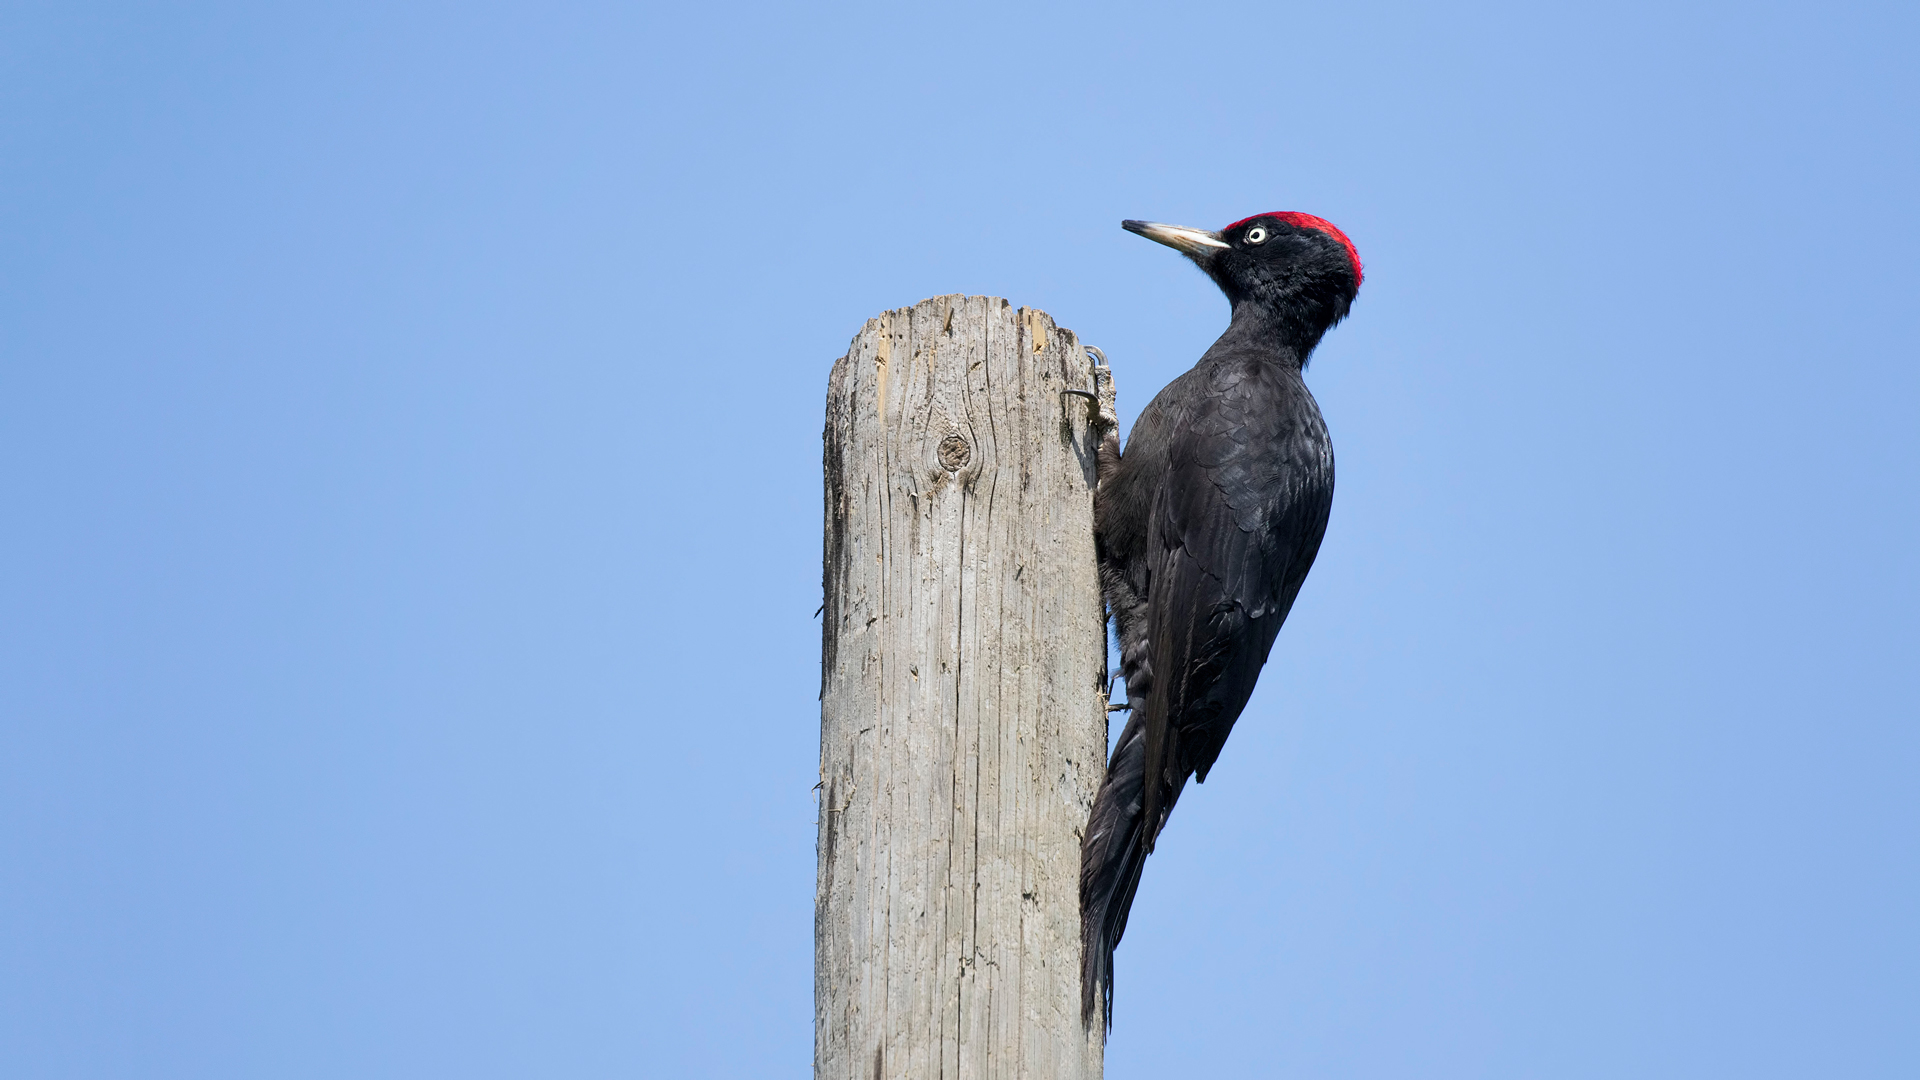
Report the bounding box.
[1076,212,1364,1027]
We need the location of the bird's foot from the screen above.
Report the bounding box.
[1061,346,1119,432]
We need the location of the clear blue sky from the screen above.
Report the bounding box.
[3,1,1916,1076]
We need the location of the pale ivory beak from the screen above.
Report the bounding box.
[1121,219,1230,255]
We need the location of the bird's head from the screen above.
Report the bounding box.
[1123,212,1363,341]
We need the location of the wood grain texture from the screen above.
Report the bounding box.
[819,296,1108,1079]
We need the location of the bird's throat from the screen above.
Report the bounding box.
[1217,300,1325,368]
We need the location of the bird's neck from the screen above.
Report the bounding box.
[1216,298,1330,368]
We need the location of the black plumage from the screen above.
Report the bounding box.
[1078,212,1364,1027]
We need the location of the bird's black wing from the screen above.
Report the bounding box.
[1138,355,1333,842]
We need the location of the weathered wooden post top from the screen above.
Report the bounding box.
[818,296,1110,1079]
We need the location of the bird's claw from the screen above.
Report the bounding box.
[1061,346,1119,432]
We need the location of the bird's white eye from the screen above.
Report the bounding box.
[1244,226,1269,244]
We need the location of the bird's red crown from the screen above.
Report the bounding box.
[1226,212,1363,288]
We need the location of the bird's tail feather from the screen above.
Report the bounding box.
[1081,716,1152,1029]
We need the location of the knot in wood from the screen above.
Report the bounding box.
[937,434,972,471]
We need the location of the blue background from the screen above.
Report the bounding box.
[4,1,1916,1076]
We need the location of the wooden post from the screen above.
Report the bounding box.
[818,296,1109,1079]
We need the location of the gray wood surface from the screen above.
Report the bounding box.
[818,296,1109,1079]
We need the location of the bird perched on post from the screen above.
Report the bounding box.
[1073,212,1363,1027]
